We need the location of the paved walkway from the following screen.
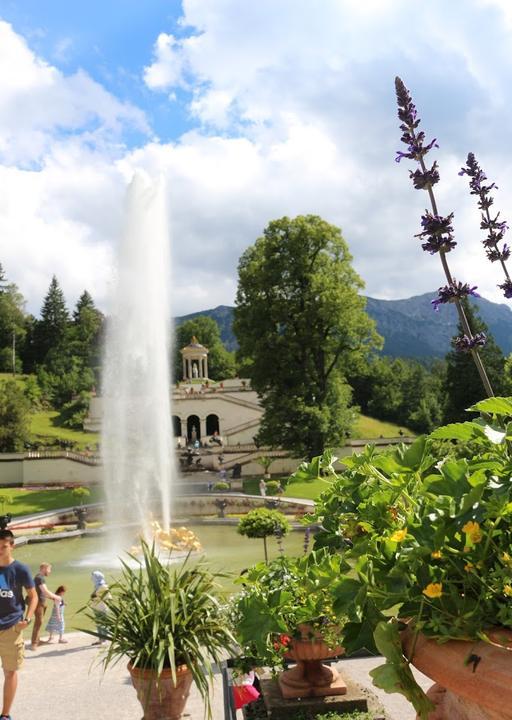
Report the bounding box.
[10,632,432,720]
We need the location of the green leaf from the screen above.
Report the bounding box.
[331,578,363,615]
[371,622,434,719]
[469,397,512,416]
[429,422,485,441]
[400,436,427,470]
[341,620,378,655]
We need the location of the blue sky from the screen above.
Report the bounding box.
[2,0,512,318]
[0,0,190,142]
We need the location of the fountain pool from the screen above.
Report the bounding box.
[15,525,307,623]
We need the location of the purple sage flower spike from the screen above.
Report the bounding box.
[431,281,480,312]
[460,153,512,300]
[394,77,493,396]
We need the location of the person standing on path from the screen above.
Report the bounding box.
[30,563,60,650]
[0,528,37,720]
[90,571,110,646]
[44,585,67,644]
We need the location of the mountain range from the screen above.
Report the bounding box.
[176,292,512,359]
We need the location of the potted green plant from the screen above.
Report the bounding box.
[237,507,290,562]
[231,548,350,698]
[82,539,236,720]
[305,397,512,720]
[256,456,274,479]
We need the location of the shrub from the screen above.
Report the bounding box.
[237,508,290,562]
[265,480,281,495]
[213,481,230,492]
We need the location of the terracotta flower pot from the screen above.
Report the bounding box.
[402,627,512,720]
[278,624,346,699]
[127,662,193,720]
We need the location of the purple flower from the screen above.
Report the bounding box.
[416,211,457,254]
[409,162,440,190]
[459,154,498,204]
[454,332,487,352]
[431,281,480,311]
[421,236,457,254]
[460,153,510,266]
[498,278,512,299]
[487,245,511,263]
[395,77,439,168]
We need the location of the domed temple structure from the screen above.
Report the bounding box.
[86,337,263,448]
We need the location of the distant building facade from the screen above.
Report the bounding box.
[85,338,262,446]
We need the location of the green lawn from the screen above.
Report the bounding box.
[1,373,99,451]
[242,476,330,501]
[30,410,99,450]
[0,487,103,517]
[353,414,414,438]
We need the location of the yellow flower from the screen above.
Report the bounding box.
[431,550,442,559]
[423,583,443,599]
[464,562,474,572]
[390,528,407,542]
[504,585,512,597]
[462,521,483,544]
[502,553,512,565]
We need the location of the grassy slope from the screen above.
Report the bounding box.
[30,411,99,449]
[353,414,414,438]
[0,373,99,450]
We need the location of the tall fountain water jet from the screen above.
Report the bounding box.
[102,173,173,540]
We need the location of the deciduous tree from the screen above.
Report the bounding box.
[0,380,30,451]
[234,215,381,458]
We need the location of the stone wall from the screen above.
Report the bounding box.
[0,455,100,487]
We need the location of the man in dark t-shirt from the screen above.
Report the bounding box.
[31,563,60,650]
[0,529,37,720]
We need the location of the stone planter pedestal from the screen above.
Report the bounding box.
[279,625,346,699]
[402,627,512,720]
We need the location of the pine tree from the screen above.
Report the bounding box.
[70,290,104,370]
[33,276,69,364]
[444,300,504,422]
[72,290,95,322]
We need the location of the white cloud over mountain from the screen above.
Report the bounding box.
[3,3,512,319]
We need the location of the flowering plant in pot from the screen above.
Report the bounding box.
[305,398,512,719]
[82,539,236,720]
[231,548,350,698]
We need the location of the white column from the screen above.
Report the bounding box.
[205,356,208,379]
[200,417,207,440]
[182,358,186,379]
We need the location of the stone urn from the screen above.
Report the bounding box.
[127,662,193,720]
[278,624,346,699]
[402,627,512,720]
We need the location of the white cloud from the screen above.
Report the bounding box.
[5,1,512,327]
[0,20,148,166]
[143,33,186,91]
[139,0,512,311]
